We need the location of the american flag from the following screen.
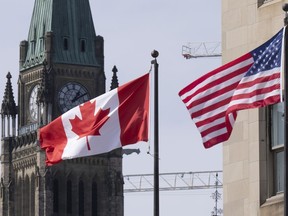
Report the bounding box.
[179,28,284,148]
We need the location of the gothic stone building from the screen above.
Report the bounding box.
[0,0,123,215]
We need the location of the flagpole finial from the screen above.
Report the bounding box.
[151,50,159,59]
[283,3,288,11]
[283,3,288,25]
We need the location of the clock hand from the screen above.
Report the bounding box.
[71,91,80,102]
[71,92,88,103]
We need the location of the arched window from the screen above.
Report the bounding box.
[15,177,22,216]
[40,23,46,51]
[92,182,98,216]
[79,180,84,216]
[24,175,30,216]
[53,179,59,213]
[31,174,35,216]
[67,180,72,214]
[31,27,37,54]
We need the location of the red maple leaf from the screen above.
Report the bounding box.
[69,100,110,150]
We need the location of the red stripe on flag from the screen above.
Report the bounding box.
[236,73,280,89]
[203,133,229,149]
[195,111,226,127]
[192,97,232,118]
[39,116,67,165]
[200,122,227,137]
[182,63,252,104]
[179,53,252,97]
[118,73,150,146]
[228,95,280,113]
[187,82,239,110]
[231,84,280,101]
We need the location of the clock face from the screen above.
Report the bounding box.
[29,84,40,121]
[58,82,90,113]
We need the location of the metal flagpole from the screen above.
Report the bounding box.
[151,50,160,216]
[283,4,288,216]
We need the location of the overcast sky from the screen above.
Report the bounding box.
[0,1,222,215]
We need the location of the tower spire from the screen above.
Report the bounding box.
[21,0,103,71]
[1,72,17,117]
[110,65,119,90]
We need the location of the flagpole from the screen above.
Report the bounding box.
[151,50,159,216]
[283,4,288,216]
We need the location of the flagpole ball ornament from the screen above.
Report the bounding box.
[151,50,159,59]
[283,3,288,25]
[283,3,288,11]
[112,65,118,73]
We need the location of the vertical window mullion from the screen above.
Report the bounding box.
[67,180,72,214]
[53,180,59,213]
[79,181,84,216]
[271,102,284,195]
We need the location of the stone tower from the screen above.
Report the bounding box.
[0,0,124,215]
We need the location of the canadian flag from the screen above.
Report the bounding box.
[40,73,150,166]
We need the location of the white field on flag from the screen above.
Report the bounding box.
[61,88,121,159]
[179,28,284,148]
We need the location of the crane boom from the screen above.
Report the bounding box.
[123,170,222,193]
[182,42,221,59]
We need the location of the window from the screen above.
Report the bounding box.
[92,182,98,216]
[16,177,23,216]
[79,181,84,216]
[67,180,72,214]
[80,39,86,52]
[40,23,46,51]
[53,179,59,213]
[31,174,35,216]
[24,176,30,216]
[270,102,284,194]
[31,27,37,54]
[63,37,69,50]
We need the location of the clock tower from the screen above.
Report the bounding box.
[0,1,124,216]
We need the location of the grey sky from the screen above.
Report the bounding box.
[0,1,222,215]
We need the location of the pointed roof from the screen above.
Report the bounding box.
[21,0,100,70]
[1,72,17,116]
[110,66,119,90]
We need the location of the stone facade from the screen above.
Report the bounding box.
[222,0,287,215]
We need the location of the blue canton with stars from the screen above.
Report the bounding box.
[245,29,283,77]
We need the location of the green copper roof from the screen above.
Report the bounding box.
[21,0,101,70]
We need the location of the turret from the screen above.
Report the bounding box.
[0,72,17,215]
[1,72,17,138]
[37,61,52,126]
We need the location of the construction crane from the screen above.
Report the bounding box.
[123,170,222,193]
[123,170,223,215]
[182,42,222,59]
